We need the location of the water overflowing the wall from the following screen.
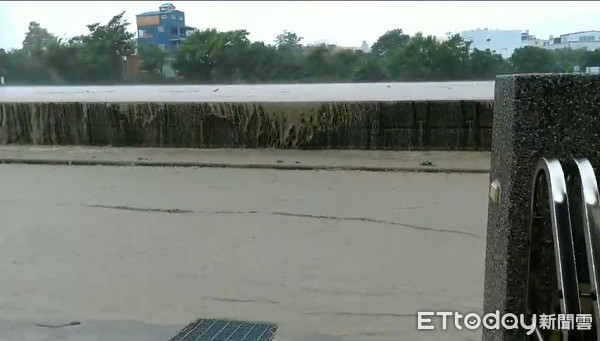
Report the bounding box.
[0,101,493,150]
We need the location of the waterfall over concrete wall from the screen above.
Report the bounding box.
[0,100,493,150]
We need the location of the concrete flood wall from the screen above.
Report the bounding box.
[0,101,493,150]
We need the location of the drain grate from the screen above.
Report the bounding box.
[168,319,277,341]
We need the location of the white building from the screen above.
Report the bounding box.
[586,66,600,74]
[519,30,552,48]
[541,31,600,51]
[459,28,525,59]
[521,37,551,47]
[360,41,370,53]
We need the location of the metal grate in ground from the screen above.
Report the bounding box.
[168,319,277,341]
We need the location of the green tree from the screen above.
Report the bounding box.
[582,50,600,68]
[371,29,410,57]
[41,38,80,83]
[139,44,167,79]
[173,29,252,82]
[510,46,558,73]
[214,29,251,82]
[385,33,438,81]
[329,49,361,81]
[75,11,136,83]
[0,49,7,76]
[10,21,60,83]
[173,29,221,81]
[2,49,50,84]
[353,52,388,81]
[551,48,587,72]
[468,48,510,79]
[9,16,585,85]
[430,34,471,80]
[305,44,330,81]
[239,42,278,82]
[275,30,303,50]
[272,49,306,81]
[22,21,58,57]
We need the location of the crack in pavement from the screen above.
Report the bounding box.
[206,297,280,305]
[298,286,395,297]
[36,321,81,328]
[396,206,427,210]
[209,209,480,239]
[66,203,481,239]
[339,331,400,338]
[87,204,194,214]
[266,212,481,239]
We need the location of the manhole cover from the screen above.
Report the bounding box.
[168,319,278,341]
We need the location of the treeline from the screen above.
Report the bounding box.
[2,12,600,85]
[0,13,135,85]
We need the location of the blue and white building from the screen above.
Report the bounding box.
[136,3,195,53]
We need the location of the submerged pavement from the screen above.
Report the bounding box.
[0,81,494,103]
[0,146,491,173]
[0,161,488,341]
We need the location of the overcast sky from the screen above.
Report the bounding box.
[1,1,599,50]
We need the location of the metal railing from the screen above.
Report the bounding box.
[526,157,600,341]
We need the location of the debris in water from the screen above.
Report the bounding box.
[420,160,435,166]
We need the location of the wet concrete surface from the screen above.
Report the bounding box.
[0,319,182,341]
[0,82,494,103]
[0,146,492,173]
[0,319,405,341]
[0,164,488,340]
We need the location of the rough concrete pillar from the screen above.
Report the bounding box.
[483,74,600,340]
